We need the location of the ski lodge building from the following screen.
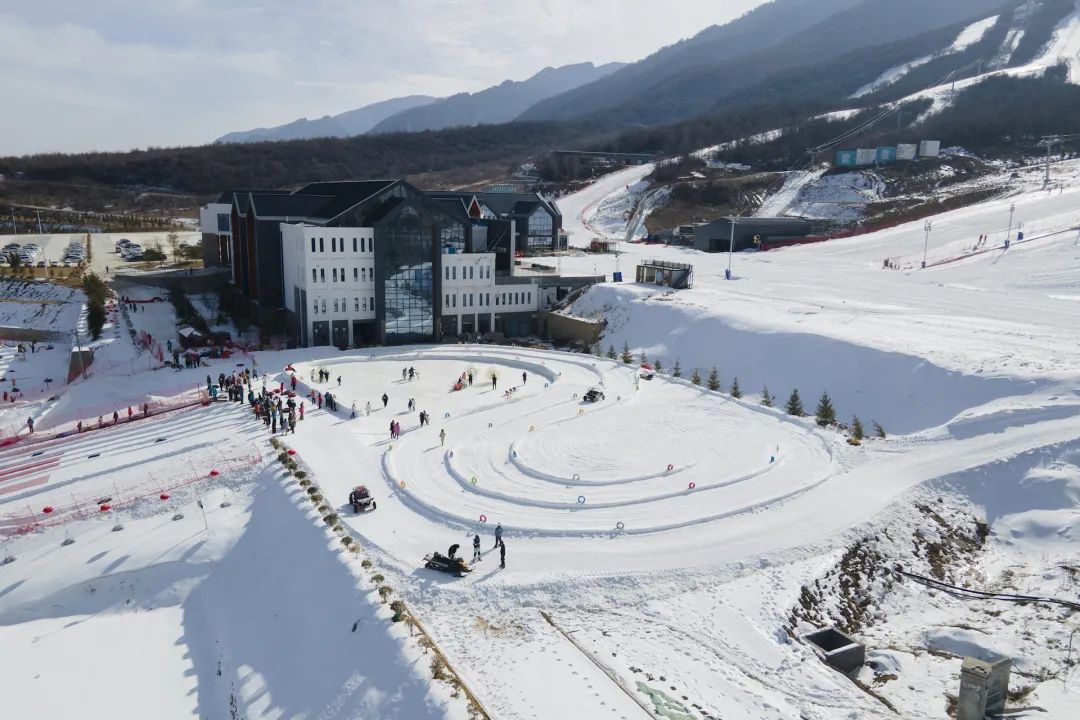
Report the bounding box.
[199,180,596,348]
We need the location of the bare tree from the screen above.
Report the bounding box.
[166,231,182,264]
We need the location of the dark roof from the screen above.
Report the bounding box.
[426,190,558,219]
[426,196,471,222]
[700,217,816,228]
[248,193,335,220]
[294,180,398,221]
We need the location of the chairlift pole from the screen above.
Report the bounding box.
[922,220,932,268]
[727,217,736,277]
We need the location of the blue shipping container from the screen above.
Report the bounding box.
[835,150,858,167]
[876,147,898,163]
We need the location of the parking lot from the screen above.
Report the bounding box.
[0,231,200,278]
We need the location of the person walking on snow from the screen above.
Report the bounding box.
[351,401,357,418]
[494,523,503,548]
[299,403,305,421]
[291,375,297,391]
[381,393,388,409]
[439,428,446,446]
[365,400,371,416]
[522,371,527,385]
[127,406,133,420]
[337,376,342,387]
[112,410,119,425]
[389,420,396,440]
[402,368,408,381]
[500,541,506,569]
[26,416,33,434]
[472,534,481,562]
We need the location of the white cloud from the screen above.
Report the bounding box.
[0,0,763,155]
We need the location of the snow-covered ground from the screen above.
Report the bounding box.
[1,148,1079,719]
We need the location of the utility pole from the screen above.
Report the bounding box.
[35,209,44,237]
[1007,202,1016,245]
[10,209,16,235]
[922,220,933,268]
[1038,136,1060,189]
[727,217,736,280]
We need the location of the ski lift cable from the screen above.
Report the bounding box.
[887,566,1080,611]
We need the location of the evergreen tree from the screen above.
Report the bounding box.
[690,368,702,386]
[851,416,865,441]
[606,344,617,360]
[639,349,648,365]
[654,359,663,373]
[785,389,804,416]
[760,386,774,408]
[620,341,634,364]
[730,377,742,399]
[815,392,836,427]
[873,420,887,438]
[707,367,721,391]
[672,359,682,378]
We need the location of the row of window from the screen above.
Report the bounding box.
[311,266,374,284]
[310,236,372,254]
[444,264,490,281]
[312,296,376,315]
[443,290,532,309]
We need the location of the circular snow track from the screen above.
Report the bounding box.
[294,347,836,538]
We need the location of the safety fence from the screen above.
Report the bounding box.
[0,443,263,537]
[0,386,210,444]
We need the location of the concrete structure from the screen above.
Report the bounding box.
[958,656,1011,720]
[919,140,942,158]
[802,627,865,675]
[693,217,819,253]
[635,259,693,289]
[198,200,233,268]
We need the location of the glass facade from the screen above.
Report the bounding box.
[381,204,435,343]
[526,207,554,251]
[440,223,465,253]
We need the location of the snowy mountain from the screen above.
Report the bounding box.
[369,62,625,134]
[214,95,437,144]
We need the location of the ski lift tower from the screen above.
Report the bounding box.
[1038,136,1062,189]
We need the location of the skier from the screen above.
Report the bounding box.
[337,376,342,387]
[402,368,408,381]
[492,374,497,390]
[409,367,415,380]
[494,523,503,548]
[26,416,33,434]
[472,534,481,562]
[381,393,388,409]
[408,398,415,412]
[522,371,527,385]
[365,400,371,416]
[468,372,473,386]
[499,541,506,569]
[351,401,357,418]
[439,428,446,446]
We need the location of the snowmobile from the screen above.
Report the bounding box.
[583,387,605,403]
[348,485,377,513]
[423,545,472,577]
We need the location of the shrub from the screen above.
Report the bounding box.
[390,599,407,614]
[269,438,281,449]
[851,416,865,441]
[690,368,702,386]
[361,559,373,568]
[278,451,289,464]
[306,486,319,496]
[317,503,330,513]
[309,493,322,504]
[294,470,307,480]
[873,420,887,438]
[378,585,393,601]
[299,478,311,487]
[341,536,353,546]
[430,655,448,681]
[324,513,339,525]
[371,573,385,584]
[286,459,298,471]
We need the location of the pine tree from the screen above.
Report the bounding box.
[785,389,804,416]
[730,377,742,398]
[639,349,648,365]
[761,386,774,408]
[690,368,702,386]
[654,359,663,373]
[873,420,887,438]
[851,416,865,441]
[815,392,836,427]
[707,367,721,391]
[620,341,633,364]
[606,344,617,359]
[594,343,603,357]
[672,359,682,378]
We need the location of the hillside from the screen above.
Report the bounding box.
[370,62,625,134]
[215,95,437,144]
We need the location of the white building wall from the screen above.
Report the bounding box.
[281,223,376,346]
[198,203,232,235]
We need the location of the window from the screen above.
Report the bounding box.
[452,295,456,308]
[353,267,358,281]
[362,267,367,281]
[313,300,319,315]
[310,237,316,253]
[332,268,338,282]
[319,238,324,252]
[445,294,450,307]
[312,268,317,283]
[320,268,326,282]
[527,292,532,305]
[331,238,336,252]
[370,296,375,313]
[353,238,357,252]
[486,293,490,306]
[469,266,474,280]
[321,299,327,313]
[340,268,345,283]
[440,222,465,253]
[217,213,230,233]
[363,297,368,311]
[354,298,359,312]
[445,266,450,280]
[527,208,554,251]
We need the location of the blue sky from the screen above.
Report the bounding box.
[0,0,762,155]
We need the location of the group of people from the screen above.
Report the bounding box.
[311,367,340,385]
[464,523,506,568]
[308,388,338,411]
[117,296,145,313]
[252,386,301,435]
[402,366,419,381]
[389,419,402,440]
